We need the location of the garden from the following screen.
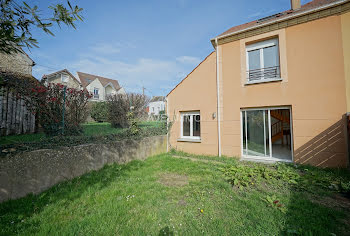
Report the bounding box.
[1,151,350,235]
[0,77,167,156]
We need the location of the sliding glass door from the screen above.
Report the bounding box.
[242,110,270,157]
[242,108,292,160]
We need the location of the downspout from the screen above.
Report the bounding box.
[166,97,169,152]
[215,38,222,157]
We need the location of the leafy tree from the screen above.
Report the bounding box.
[0,0,83,53]
[107,93,149,128]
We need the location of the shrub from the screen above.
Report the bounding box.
[21,83,91,136]
[221,162,350,193]
[90,102,108,122]
[126,111,140,135]
[107,93,149,128]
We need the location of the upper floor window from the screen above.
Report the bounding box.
[61,74,69,83]
[93,88,99,99]
[246,38,280,83]
[181,111,200,140]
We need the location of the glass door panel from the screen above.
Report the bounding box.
[242,110,270,157]
[246,110,265,156]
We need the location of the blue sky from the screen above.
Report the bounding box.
[27,0,311,97]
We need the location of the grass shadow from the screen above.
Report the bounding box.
[0,160,144,235]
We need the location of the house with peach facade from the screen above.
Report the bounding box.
[167,0,350,168]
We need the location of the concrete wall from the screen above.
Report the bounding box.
[0,135,166,203]
[167,52,219,156]
[0,51,33,75]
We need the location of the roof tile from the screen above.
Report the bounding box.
[76,72,121,91]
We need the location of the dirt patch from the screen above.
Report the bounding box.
[172,155,224,166]
[178,198,187,206]
[309,193,350,211]
[158,173,189,187]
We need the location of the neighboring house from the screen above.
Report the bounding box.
[167,0,350,168]
[42,69,81,89]
[0,48,34,75]
[0,49,37,136]
[77,72,126,101]
[148,96,165,116]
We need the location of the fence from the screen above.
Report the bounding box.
[0,86,36,136]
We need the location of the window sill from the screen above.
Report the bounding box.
[245,78,283,85]
[177,138,201,143]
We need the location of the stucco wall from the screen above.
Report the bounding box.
[47,72,81,89]
[0,51,33,75]
[167,52,218,155]
[219,15,348,167]
[87,79,106,101]
[342,11,350,112]
[0,135,167,203]
[149,101,165,115]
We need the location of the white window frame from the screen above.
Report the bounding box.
[180,111,201,140]
[246,38,281,83]
[61,74,69,83]
[93,88,99,99]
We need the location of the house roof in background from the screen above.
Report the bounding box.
[150,96,165,102]
[213,0,343,40]
[77,71,121,91]
[42,69,80,84]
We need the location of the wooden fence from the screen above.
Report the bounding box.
[0,87,36,136]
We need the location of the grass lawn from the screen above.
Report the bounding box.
[1,152,350,235]
[0,121,161,145]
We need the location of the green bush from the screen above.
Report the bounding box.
[90,102,108,122]
[126,112,141,135]
[107,93,149,128]
[221,162,350,193]
[0,124,168,156]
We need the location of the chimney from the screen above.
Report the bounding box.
[290,0,301,10]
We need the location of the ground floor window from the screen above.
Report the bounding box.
[241,107,292,161]
[181,111,200,139]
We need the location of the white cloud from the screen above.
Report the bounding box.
[69,56,186,95]
[176,56,201,65]
[247,11,264,19]
[90,42,122,54]
[247,9,277,20]
[31,44,203,96]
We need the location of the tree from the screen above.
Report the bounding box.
[0,0,83,53]
[107,93,150,128]
[90,102,109,123]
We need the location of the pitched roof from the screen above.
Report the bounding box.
[214,0,343,40]
[42,69,80,84]
[150,96,165,102]
[76,71,121,91]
